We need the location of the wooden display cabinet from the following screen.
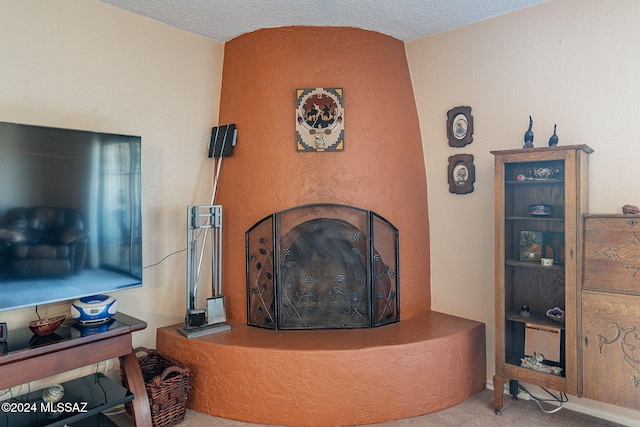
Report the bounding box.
[491,145,592,414]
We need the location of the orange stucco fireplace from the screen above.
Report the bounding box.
[211,26,432,321]
[157,26,487,425]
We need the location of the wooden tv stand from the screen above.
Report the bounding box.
[0,312,151,427]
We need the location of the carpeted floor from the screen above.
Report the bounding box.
[107,388,630,426]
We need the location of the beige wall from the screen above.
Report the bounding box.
[0,0,224,349]
[406,0,640,422]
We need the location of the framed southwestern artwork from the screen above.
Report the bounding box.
[296,88,344,152]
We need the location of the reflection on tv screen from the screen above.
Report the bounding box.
[0,121,142,311]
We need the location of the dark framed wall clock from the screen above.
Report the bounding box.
[447,106,473,147]
[448,154,475,194]
[296,88,344,152]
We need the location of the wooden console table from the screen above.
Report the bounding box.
[0,312,151,427]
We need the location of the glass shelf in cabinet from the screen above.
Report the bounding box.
[505,357,566,378]
[505,179,564,186]
[506,310,566,330]
[505,259,564,269]
[506,216,564,222]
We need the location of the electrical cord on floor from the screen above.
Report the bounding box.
[519,384,568,414]
[96,359,128,416]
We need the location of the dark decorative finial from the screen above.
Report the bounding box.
[523,116,534,148]
[548,124,558,146]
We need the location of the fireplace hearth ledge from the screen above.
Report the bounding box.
[156,311,486,426]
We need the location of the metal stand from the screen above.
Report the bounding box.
[178,205,230,338]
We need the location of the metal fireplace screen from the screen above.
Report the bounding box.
[246,204,399,330]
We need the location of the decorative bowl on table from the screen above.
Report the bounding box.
[528,204,552,216]
[29,315,66,336]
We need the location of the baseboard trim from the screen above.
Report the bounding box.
[485,380,640,427]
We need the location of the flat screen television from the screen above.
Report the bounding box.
[0,121,142,312]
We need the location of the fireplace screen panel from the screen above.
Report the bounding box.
[371,212,399,327]
[246,204,399,330]
[246,215,276,328]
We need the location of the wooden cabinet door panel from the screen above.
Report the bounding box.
[582,290,640,409]
[584,215,640,294]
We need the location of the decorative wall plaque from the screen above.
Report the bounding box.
[446,106,473,147]
[296,88,344,152]
[447,154,475,194]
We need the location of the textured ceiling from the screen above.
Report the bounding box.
[99,0,547,42]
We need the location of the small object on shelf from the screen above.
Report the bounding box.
[622,204,640,214]
[550,366,563,376]
[541,257,554,266]
[528,204,552,216]
[520,230,542,261]
[43,383,65,403]
[548,124,559,146]
[43,383,65,417]
[29,315,66,337]
[520,305,530,317]
[523,116,534,148]
[546,306,565,323]
[529,167,561,179]
[521,352,554,373]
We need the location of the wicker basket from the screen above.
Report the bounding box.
[121,347,191,427]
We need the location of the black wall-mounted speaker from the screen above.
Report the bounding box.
[208,124,237,158]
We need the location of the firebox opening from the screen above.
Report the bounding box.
[280,218,369,329]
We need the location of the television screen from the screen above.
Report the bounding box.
[0,121,142,312]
